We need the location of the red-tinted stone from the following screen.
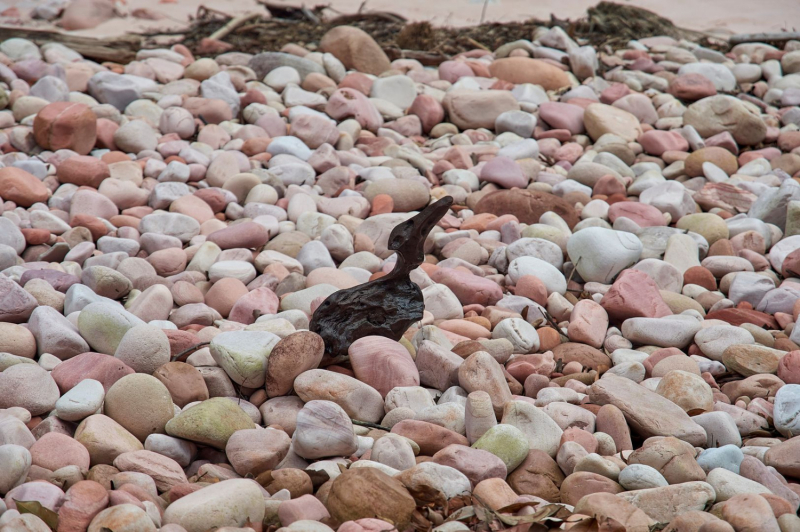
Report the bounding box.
[704,308,778,329]
[668,73,717,101]
[607,202,666,227]
[600,270,673,322]
[683,266,716,291]
[33,102,98,155]
[391,420,469,456]
[50,352,134,393]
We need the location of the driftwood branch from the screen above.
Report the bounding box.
[728,31,800,46]
[208,12,263,40]
[0,25,141,63]
[384,47,450,66]
[170,341,211,362]
[351,419,390,431]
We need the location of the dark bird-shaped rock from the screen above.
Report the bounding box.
[310,196,454,357]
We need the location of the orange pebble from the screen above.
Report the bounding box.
[514,275,548,306]
[418,262,438,276]
[108,215,141,230]
[70,214,108,241]
[537,327,562,352]
[370,193,394,215]
[21,228,51,246]
[100,151,130,164]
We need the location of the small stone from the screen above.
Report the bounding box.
[706,467,771,501]
[349,336,420,398]
[57,480,109,532]
[618,463,668,490]
[325,468,416,529]
[104,373,175,442]
[112,449,188,492]
[0,364,60,416]
[488,58,570,90]
[583,103,643,142]
[458,351,512,417]
[471,424,529,472]
[588,374,707,446]
[567,227,642,284]
[87,504,156,532]
[697,445,744,474]
[209,330,280,388]
[617,481,716,524]
[166,398,254,449]
[55,379,105,422]
[74,414,143,466]
[0,444,32,495]
[683,95,766,146]
[443,90,520,130]
[114,324,170,375]
[225,427,291,476]
[319,27,391,75]
[33,102,97,155]
[292,400,357,459]
[774,384,800,438]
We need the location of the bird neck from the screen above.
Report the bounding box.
[386,252,416,281]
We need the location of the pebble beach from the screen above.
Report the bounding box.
[0,12,799,532]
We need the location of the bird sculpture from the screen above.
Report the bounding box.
[310,195,454,357]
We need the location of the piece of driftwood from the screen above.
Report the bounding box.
[384,47,450,66]
[257,1,327,20]
[208,12,263,40]
[0,25,141,63]
[729,31,800,46]
[310,196,454,357]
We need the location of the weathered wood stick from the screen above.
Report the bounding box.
[208,12,263,40]
[729,31,800,45]
[0,25,140,63]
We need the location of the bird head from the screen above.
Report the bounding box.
[387,195,453,266]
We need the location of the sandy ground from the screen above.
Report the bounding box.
[1,0,799,40]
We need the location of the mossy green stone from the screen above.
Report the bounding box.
[675,213,729,245]
[472,423,529,472]
[166,398,255,449]
[77,302,145,355]
[209,330,280,387]
[520,224,568,250]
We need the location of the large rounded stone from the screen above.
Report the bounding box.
[165,397,255,449]
[77,302,146,356]
[326,468,416,528]
[265,331,325,398]
[104,373,175,442]
[74,414,144,465]
[349,336,420,398]
[683,95,767,146]
[319,26,390,75]
[475,189,578,228]
[0,444,31,495]
[163,479,265,531]
[567,227,642,284]
[87,504,156,532]
[114,324,171,374]
[225,427,291,476]
[0,364,60,415]
[488,58,571,90]
[210,330,280,388]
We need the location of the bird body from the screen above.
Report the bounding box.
[310,196,453,357]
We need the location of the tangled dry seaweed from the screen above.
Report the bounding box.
[0,2,730,66]
[159,2,717,63]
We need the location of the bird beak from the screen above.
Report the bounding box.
[412,195,454,237]
[387,195,453,264]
